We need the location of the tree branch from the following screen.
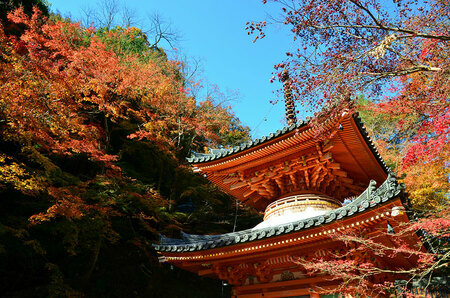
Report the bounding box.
[310,24,450,41]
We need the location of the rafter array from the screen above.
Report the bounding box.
[211,142,366,206]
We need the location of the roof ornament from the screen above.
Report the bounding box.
[386,220,395,234]
[153,175,404,253]
[280,70,297,127]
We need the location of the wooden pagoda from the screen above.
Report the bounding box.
[153,113,423,297]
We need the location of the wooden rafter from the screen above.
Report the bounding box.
[275,176,287,194]
[289,173,299,190]
[206,140,374,206]
[230,181,247,190]
[243,189,257,198]
[190,114,390,210]
[316,166,328,189]
[304,170,310,189]
[223,176,239,184]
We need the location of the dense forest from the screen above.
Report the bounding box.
[0,1,259,297]
[1,0,448,297]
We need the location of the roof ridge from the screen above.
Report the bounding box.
[352,112,391,174]
[153,174,403,252]
[186,120,307,164]
[187,114,391,176]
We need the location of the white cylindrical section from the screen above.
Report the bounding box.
[253,192,341,230]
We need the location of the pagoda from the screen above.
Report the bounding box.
[153,78,423,297]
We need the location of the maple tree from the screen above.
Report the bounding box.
[0,6,251,296]
[248,0,449,294]
[358,98,449,211]
[294,207,449,296]
[0,5,248,191]
[248,0,449,203]
[0,0,48,29]
[247,0,448,171]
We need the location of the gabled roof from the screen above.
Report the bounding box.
[153,174,403,253]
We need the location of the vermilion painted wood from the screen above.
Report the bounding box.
[158,200,423,297]
[159,115,423,297]
[191,115,388,211]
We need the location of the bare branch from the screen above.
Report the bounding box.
[121,4,138,28]
[349,0,384,28]
[96,0,120,29]
[145,13,181,49]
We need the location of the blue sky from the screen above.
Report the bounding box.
[49,0,298,139]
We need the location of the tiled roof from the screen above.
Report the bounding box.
[186,122,305,164]
[353,114,391,175]
[186,114,390,174]
[153,173,403,253]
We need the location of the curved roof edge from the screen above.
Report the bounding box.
[153,173,404,253]
[353,113,391,174]
[186,114,391,175]
[186,121,307,164]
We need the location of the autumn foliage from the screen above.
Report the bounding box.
[1,1,448,295]
[0,6,248,216]
[0,6,251,296]
[249,0,449,295]
[249,0,449,210]
[294,218,448,295]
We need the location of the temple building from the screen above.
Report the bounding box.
[153,75,423,297]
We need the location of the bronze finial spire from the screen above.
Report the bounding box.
[281,70,297,126]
